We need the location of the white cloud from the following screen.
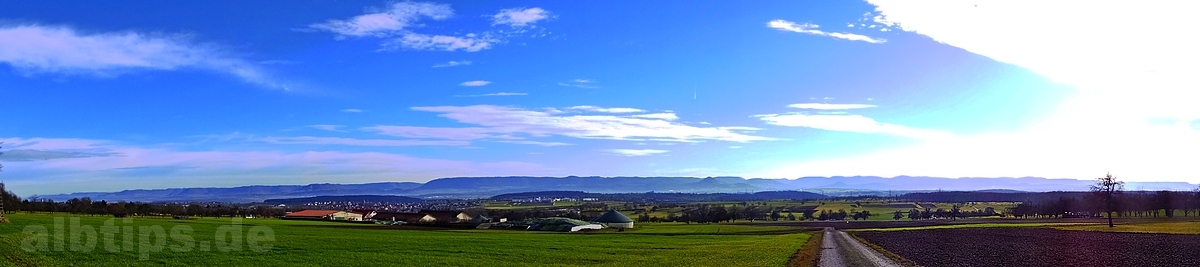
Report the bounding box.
[0,137,546,195]
[310,3,550,52]
[0,25,287,89]
[767,19,887,43]
[757,113,951,140]
[308,125,345,132]
[342,109,364,113]
[432,60,472,68]
[865,0,1200,121]
[760,127,1200,183]
[759,1,1200,182]
[455,92,527,97]
[259,136,467,147]
[383,105,772,143]
[557,79,601,89]
[607,149,668,157]
[567,106,644,113]
[460,80,492,86]
[631,113,680,120]
[787,103,877,110]
[388,33,499,52]
[497,140,572,147]
[492,8,552,27]
[308,2,453,37]
[363,125,497,140]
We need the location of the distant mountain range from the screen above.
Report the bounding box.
[264,195,423,205]
[33,176,1197,203]
[491,191,828,202]
[37,182,421,203]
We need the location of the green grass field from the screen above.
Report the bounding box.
[1,213,809,267]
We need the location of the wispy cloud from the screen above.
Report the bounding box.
[0,137,109,151]
[497,140,572,147]
[455,92,526,97]
[756,113,951,140]
[567,106,644,113]
[607,149,668,156]
[767,20,886,43]
[0,149,119,162]
[432,60,472,68]
[363,126,497,140]
[342,109,364,113]
[788,103,877,110]
[394,105,773,143]
[309,2,552,52]
[388,33,499,52]
[0,25,288,89]
[460,80,491,86]
[557,79,600,88]
[631,113,680,120]
[492,8,552,27]
[308,2,453,38]
[259,136,468,147]
[308,125,345,132]
[0,137,546,195]
[184,133,468,147]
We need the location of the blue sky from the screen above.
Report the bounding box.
[2,1,1198,195]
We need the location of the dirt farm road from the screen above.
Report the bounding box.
[818,228,902,267]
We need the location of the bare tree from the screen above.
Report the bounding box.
[1090,173,1124,227]
[1195,186,1200,217]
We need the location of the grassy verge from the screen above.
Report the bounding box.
[786,230,823,267]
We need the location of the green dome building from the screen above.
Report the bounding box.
[592,210,634,228]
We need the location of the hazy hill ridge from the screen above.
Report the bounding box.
[34,176,1196,203]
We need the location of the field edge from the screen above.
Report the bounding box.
[786,230,823,267]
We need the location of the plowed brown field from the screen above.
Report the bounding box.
[855,227,1200,267]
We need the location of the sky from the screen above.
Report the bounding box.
[2,1,1198,195]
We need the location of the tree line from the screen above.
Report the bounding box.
[1007,189,1200,218]
[891,205,999,221]
[2,195,289,218]
[629,203,882,223]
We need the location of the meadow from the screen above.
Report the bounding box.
[0,213,809,267]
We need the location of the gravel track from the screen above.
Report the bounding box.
[819,227,902,267]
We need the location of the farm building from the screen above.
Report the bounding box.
[421,210,472,223]
[372,212,435,224]
[470,214,491,223]
[592,210,634,228]
[528,217,604,232]
[283,210,365,221]
[351,209,377,220]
